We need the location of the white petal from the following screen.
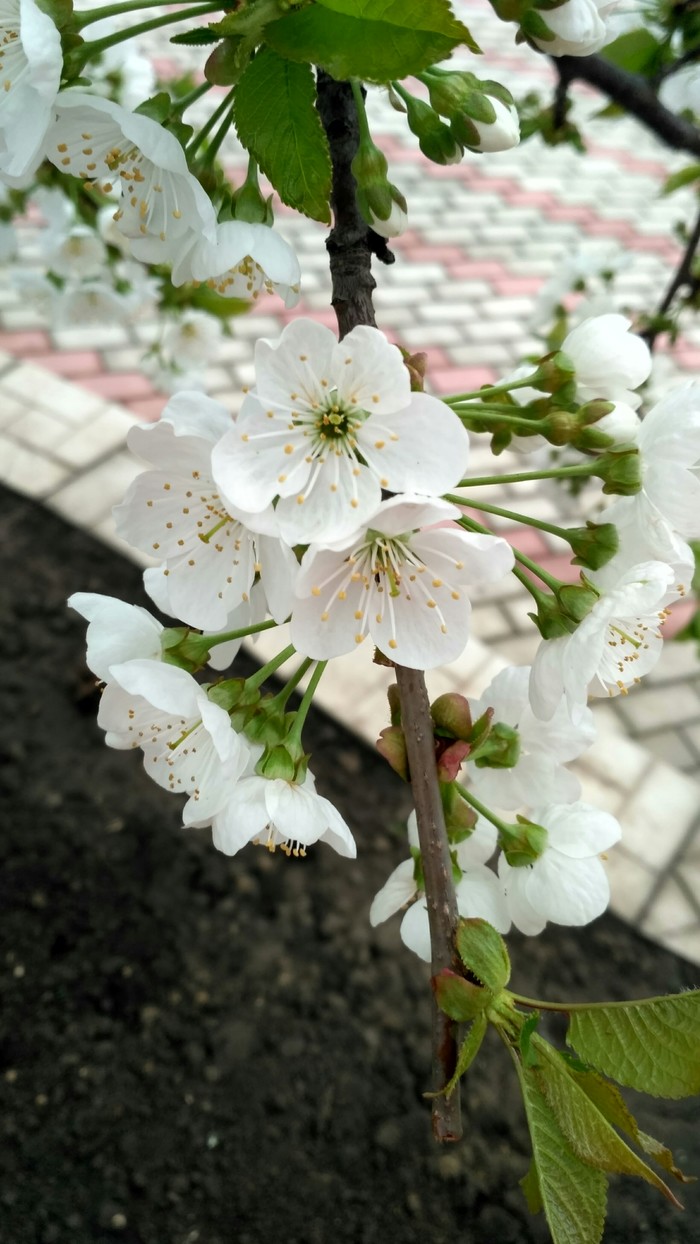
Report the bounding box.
[254,318,336,411]
[534,802,622,858]
[357,394,469,495]
[108,658,201,716]
[68,592,163,681]
[332,326,410,413]
[399,899,432,962]
[525,853,611,926]
[456,866,511,933]
[369,859,418,925]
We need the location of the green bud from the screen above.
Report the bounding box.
[520,6,556,40]
[352,136,407,234]
[596,448,642,496]
[578,399,616,426]
[401,93,463,165]
[542,409,578,445]
[530,350,576,394]
[557,578,600,623]
[376,725,409,781]
[471,721,521,770]
[244,706,292,747]
[231,177,271,224]
[501,816,548,867]
[431,692,472,740]
[569,521,619,570]
[433,968,491,1021]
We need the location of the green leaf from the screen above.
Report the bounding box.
[445,1011,488,1097]
[516,1059,608,1244]
[455,918,511,993]
[265,0,475,84]
[602,28,661,74]
[233,49,331,223]
[567,992,700,1099]
[520,1011,541,1068]
[533,1039,682,1207]
[520,1159,543,1214]
[661,164,700,196]
[170,27,221,44]
[433,968,492,1021]
[574,1068,695,1186]
[134,92,172,123]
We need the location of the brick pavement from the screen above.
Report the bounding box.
[1,0,699,959]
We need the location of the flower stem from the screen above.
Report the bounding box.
[454,512,563,592]
[187,86,237,158]
[78,3,222,61]
[174,80,214,114]
[286,662,327,744]
[350,78,373,145]
[75,0,215,28]
[203,618,279,650]
[458,495,574,543]
[443,374,541,404]
[452,406,547,431]
[245,643,296,693]
[395,664,462,1142]
[454,462,598,488]
[265,658,314,715]
[456,783,513,838]
[196,101,236,167]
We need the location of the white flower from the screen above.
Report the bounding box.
[659,64,700,117]
[530,243,626,330]
[46,92,217,258]
[499,802,621,934]
[32,185,75,239]
[370,811,509,961]
[291,495,514,669]
[562,314,651,408]
[169,220,301,309]
[45,226,108,280]
[469,97,520,153]
[114,392,297,631]
[620,383,700,540]
[68,591,163,681]
[208,770,356,859]
[97,658,251,825]
[600,495,694,593]
[368,196,407,239]
[211,318,470,545]
[529,560,674,720]
[468,665,595,809]
[0,0,62,183]
[532,0,619,57]
[593,401,641,444]
[161,310,223,372]
[54,282,130,327]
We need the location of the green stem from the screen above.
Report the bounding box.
[245,643,296,693]
[75,0,216,27]
[459,496,574,543]
[350,79,373,145]
[509,991,678,1014]
[443,374,542,405]
[287,662,327,744]
[197,101,235,167]
[204,618,278,650]
[187,86,236,157]
[454,408,548,432]
[175,80,214,114]
[452,510,563,591]
[265,658,314,714]
[78,3,221,61]
[453,463,598,488]
[456,783,513,838]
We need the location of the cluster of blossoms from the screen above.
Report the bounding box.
[70,310,700,958]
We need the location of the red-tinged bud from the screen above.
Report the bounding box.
[376,725,409,781]
[431,692,473,740]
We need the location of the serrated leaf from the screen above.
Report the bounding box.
[439,1012,488,1099]
[520,1011,541,1068]
[170,27,221,45]
[573,1068,694,1184]
[265,3,470,84]
[532,1038,682,1207]
[567,992,700,1099]
[315,0,479,49]
[233,49,331,223]
[515,1059,608,1244]
[433,968,491,1022]
[455,918,511,992]
[661,164,700,196]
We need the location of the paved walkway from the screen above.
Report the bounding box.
[1,0,699,962]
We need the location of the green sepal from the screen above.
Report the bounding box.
[376,724,409,781]
[471,720,520,770]
[36,0,73,30]
[170,27,221,45]
[433,968,492,1022]
[435,1012,489,1099]
[456,918,511,992]
[557,578,600,623]
[596,447,642,496]
[566,991,700,1099]
[501,816,548,867]
[134,92,173,124]
[569,522,619,571]
[256,743,297,781]
[520,7,556,41]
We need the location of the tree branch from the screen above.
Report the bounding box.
[316,71,462,1140]
[394,665,462,1143]
[554,54,700,158]
[641,202,700,347]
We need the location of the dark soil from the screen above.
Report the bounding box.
[1,483,699,1244]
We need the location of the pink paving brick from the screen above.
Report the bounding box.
[430,366,497,394]
[33,351,102,379]
[447,261,508,281]
[82,371,158,401]
[505,190,556,209]
[395,245,466,264]
[664,599,696,638]
[0,329,51,354]
[507,527,550,559]
[126,396,168,422]
[538,553,579,583]
[493,277,544,296]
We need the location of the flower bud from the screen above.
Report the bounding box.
[376,724,409,780]
[557,577,600,622]
[256,744,297,782]
[431,692,472,740]
[401,92,463,165]
[442,782,477,841]
[501,816,548,867]
[231,177,273,225]
[530,350,577,394]
[568,521,619,570]
[542,409,578,445]
[596,448,642,496]
[351,138,407,238]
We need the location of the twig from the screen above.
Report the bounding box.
[394,665,462,1142]
[316,71,462,1140]
[641,202,700,347]
[554,54,700,158]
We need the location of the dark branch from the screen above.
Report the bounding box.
[554,54,700,158]
[315,71,378,338]
[394,665,462,1143]
[642,203,700,347]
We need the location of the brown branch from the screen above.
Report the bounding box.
[641,203,700,347]
[394,665,462,1143]
[316,71,462,1140]
[554,54,700,158]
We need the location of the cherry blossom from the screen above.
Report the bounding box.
[114,393,298,631]
[291,495,514,669]
[45,92,218,259]
[169,220,301,309]
[529,560,675,720]
[206,771,356,859]
[68,591,164,682]
[211,318,470,545]
[499,802,621,934]
[562,314,651,408]
[370,811,509,961]
[97,658,251,826]
[468,97,520,153]
[531,0,619,57]
[467,665,595,809]
[0,0,62,183]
